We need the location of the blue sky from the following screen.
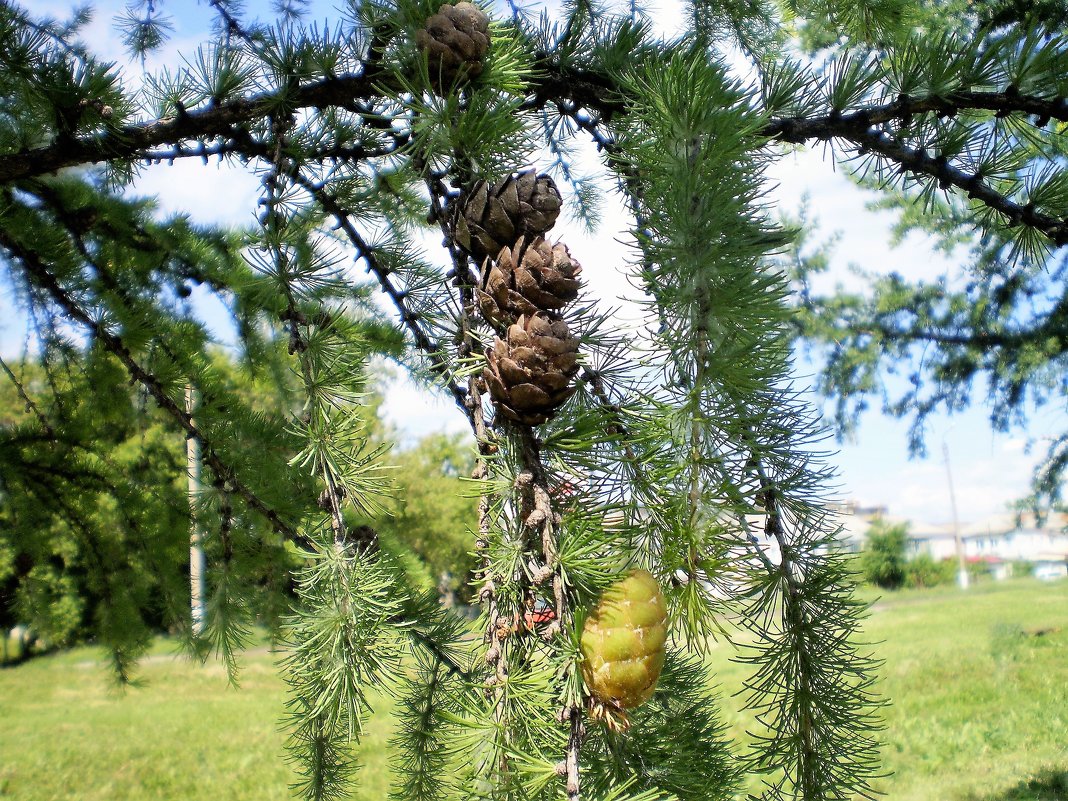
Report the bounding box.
[11,0,1066,525]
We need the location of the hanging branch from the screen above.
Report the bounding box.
[568,109,789,596]
[417,152,524,780]
[514,424,583,800]
[0,224,301,541]
[259,109,353,548]
[280,165,469,412]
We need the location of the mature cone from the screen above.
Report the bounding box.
[483,312,579,425]
[478,237,582,323]
[416,2,490,91]
[455,171,562,260]
[580,569,668,731]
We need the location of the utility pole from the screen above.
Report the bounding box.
[942,440,969,589]
[186,384,207,635]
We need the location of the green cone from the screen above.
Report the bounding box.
[580,568,668,720]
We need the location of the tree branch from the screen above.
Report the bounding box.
[140,135,410,167]
[5,47,1066,249]
[0,225,301,542]
[0,67,395,183]
[0,354,54,436]
[765,90,1068,144]
[0,60,619,184]
[844,127,1068,246]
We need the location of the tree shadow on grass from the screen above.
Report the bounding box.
[967,769,1068,801]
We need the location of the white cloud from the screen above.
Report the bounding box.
[130,159,262,228]
[845,433,1040,525]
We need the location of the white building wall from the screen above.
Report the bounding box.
[910,536,959,561]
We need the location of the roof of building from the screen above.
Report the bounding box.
[907,523,958,541]
[825,503,1068,550]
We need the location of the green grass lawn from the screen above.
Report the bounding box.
[0,578,1065,800]
[702,578,1068,801]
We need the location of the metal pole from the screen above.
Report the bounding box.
[943,440,969,589]
[186,384,207,635]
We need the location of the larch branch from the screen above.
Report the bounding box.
[0,225,301,542]
[846,128,1068,246]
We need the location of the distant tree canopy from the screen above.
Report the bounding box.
[369,432,481,601]
[0,350,477,660]
[0,346,311,667]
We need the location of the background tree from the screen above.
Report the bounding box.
[369,431,481,602]
[860,518,908,590]
[1,1,1067,800]
[0,346,312,675]
[790,0,1068,516]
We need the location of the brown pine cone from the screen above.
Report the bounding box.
[416,2,491,92]
[484,313,580,425]
[455,171,562,260]
[478,237,582,323]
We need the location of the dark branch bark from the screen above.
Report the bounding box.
[141,136,409,167]
[845,128,1068,246]
[765,91,1068,143]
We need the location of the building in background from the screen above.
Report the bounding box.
[829,503,1068,581]
[908,513,1068,580]
[827,502,894,554]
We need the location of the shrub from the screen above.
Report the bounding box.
[905,555,955,589]
[861,519,909,589]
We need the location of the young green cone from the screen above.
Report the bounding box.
[580,568,668,731]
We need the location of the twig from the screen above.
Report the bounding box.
[514,424,583,800]
[282,166,471,413]
[141,136,410,167]
[400,622,472,681]
[0,354,54,436]
[259,110,351,548]
[566,708,582,801]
